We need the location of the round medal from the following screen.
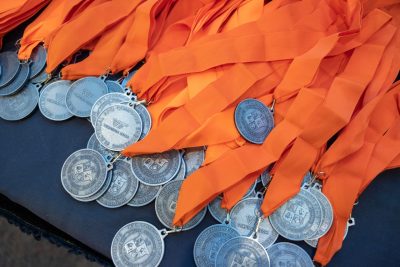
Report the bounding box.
[267,242,313,267]
[215,236,270,267]
[0,51,21,88]
[234,98,274,144]
[269,189,323,241]
[30,69,49,84]
[155,180,207,230]
[72,170,113,202]
[39,80,73,121]
[111,221,164,267]
[193,224,240,267]
[130,150,181,186]
[87,133,117,158]
[90,93,131,126]
[0,83,39,121]
[260,169,272,187]
[0,62,30,96]
[106,80,125,93]
[230,198,279,248]
[97,159,139,208]
[95,104,142,151]
[307,186,333,239]
[134,104,152,140]
[61,149,109,198]
[172,157,186,181]
[29,45,47,78]
[65,77,108,117]
[208,196,228,224]
[183,147,205,177]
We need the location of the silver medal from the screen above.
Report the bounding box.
[269,189,323,241]
[183,147,205,176]
[172,156,186,181]
[97,159,139,208]
[61,149,109,198]
[39,80,73,121]
[111,221,164,267]
[0,61,30,96]
[130,150,181,186]
[234,98,274,144]
[72,170,113,202]
[215,236,270,267]
[127,182,161,207]
[95,104,142,151]
[260,169,272,187]
[306,185,333,239]
[267,242,313,267]
[87,133,117,158]
[30,69,49,84]
[155,180,206,230]
[193,224,240,267]
[208,196,228,224]
[29,46,47,79]
[0,51,21,88]
[90,92,131,126]
[134,104,152,140]
[0,83,39,121]
[230,198,279,248]
[106,80,125,93]
[65,77,108,117]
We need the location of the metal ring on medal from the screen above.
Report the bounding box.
[111,221,164,267]
[90,93,131,126]
[269,189,323,241]
[127,182,161,207]
[130,150,181,186]
[267,242,313,267]
[0,62,30,96]
[306,187,333,239]
[134,104,152,140]
[65,77,108,117]
[234,98,274,144]
[87,133,117,158]
[72,170,113,202]
[230,198,279,248]
[39,80,73,121]
[208,196,228,223]
[97,159,139,208]
[61,149,108,198]
[0,83,39,121]
[95,104,142,151]
[29,46,47,78]
[215,236,270,267]
[155,180,207,230]
[0,51,21,88]
[193,224,240,267]
[106,80,125,93]
[183,147,205,177]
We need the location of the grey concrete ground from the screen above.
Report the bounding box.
[0,217,100,267]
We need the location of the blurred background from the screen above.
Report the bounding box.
[0,217,99,267]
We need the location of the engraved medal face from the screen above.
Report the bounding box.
[61,149,108,198]
[267,242,313,267]
[130,150,181,186]
[208,196,228,224]
[269,189,323,241]
[155,180,207,230]
[234,98,274,144]
[306,187,333,239]
[87,133,117,158]
[97,159,139,208]
[39,80,73,121]
[193,224,240,267]
[0,51,21,88]
[183,147,205,177]
[230,198,279,248]
[172,156,186,181]
[65,77,108,117]
[72,170,113,202]
[0,62,30,96]
[134,104,152,140]
[106,80,125,93]
[90,93,131,126]
[127,182,161,207]
[111,221,164,267]
[29,45,47,78]
[95,104,142,151]
[0,83,39,121]
[215,236,270,267]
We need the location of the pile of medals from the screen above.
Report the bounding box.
[0,44,358,267]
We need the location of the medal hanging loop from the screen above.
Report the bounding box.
[160,226,183,238]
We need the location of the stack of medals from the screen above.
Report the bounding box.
[0,44,356,267]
